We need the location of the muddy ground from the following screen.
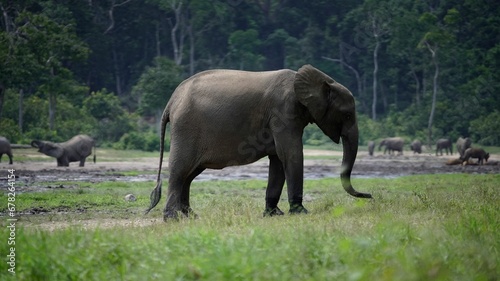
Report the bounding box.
[1,149,499,230]
[2,149,499,194]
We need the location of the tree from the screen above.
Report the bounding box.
[418,8,456,146]
[228,29,264,70]
[84,89,134,143]
[133,57,182,130]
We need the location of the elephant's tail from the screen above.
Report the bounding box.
[93,143,97,164]
[145,106,170,215]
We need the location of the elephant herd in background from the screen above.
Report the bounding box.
[368,136,491,165]
[0,134,95,167]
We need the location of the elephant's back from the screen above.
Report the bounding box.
[167,69,296,123]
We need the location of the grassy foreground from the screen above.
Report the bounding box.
[1,174,499,280]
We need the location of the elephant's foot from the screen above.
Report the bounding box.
[263,207,284,217]
[289,204,308,214]
[163,206,198,222]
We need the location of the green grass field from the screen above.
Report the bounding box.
[1,174,499,280]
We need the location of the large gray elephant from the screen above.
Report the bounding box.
[456,137,472,158]
[0,136,13,164]
[368,141,375,156]
[435,138,452,156]
[410,140,422,154]
[461,147,489,165]
[378,137,404,155]
[146,64,372,221]
[31,134,95,167]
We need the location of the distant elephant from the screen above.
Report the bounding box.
[31,134,95,167]
[435,138,452,156]
[410,140,422,154]
[145,64,372,221]
[461,147,489,165]
[456,137,472,158]
[0,136,13,164]
[378,137,404,155]
[368,141,375,156]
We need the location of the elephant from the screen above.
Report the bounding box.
[410,140,422,154]
[461,147,489,165]
[456,137,472,158]
[145,64,372,221]
[0,136,13,164]
[435,138,452,156]
[378,137,404,155]
[368,141,375,156]
[31,134,95,167]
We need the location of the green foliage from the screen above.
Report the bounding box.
[470,111,500,145]
[84,89,125,120]
[133,57,183,116]
[0,118,21,143]
[1,0,500,148]
[84,89,136,144]
[228,29,264,70]
[357,114,383,144]
[113,130,166,152]
[302,124,330,146]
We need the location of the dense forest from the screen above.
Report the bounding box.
[1,0,499,150]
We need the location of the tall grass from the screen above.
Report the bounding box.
[1,174,499,280]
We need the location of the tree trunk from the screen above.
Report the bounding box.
[410,67,421,107]
[188,24,195,76]
[0,84,4,120]
[169,1,185,66]
[18,89,23,134]
[372,39,380,120]
[155,22,161,57]
[112,46,123,96]
[426,42,439,147]
[49,92,56,131]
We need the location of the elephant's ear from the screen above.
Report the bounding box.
[294,64,335,122]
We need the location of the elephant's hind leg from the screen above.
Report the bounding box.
[264,155,285,217]
[180,167,205,217]
[164,155,202,221]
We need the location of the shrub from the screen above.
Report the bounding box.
[470,111,500,146]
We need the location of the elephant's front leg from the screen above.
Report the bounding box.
[276,138,308,214]
[264,155,285,217]
[56,157,69,167]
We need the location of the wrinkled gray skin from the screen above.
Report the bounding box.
[378,137,404,155]
[456,137,472,158]
[410,140,422,154]
[31,135,95,167]
[0,136,13,164]
[435,138,452,156]
[146,64,372,221]
[368,141,375,156]
[461,147,489,165]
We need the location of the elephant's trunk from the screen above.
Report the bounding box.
[340,126,372,199]
[31,140,41,148]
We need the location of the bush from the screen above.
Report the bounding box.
[0,118,22,143]
[113,131,168,151]
[470,111,500,146]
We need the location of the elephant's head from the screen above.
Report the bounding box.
[31,140,64,158]
[294,65,372,199]
[378,139,386,150]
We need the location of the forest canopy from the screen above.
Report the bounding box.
[1,0,499,149]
